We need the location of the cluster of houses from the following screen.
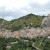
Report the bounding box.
[0,27,50,38]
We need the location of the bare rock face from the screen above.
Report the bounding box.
[41,14,50,27]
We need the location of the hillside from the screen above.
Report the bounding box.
[0,18,9,30]
[5,14,43,31]
[0,14,50,50]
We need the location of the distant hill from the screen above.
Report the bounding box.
[0,14,44,31]
[4,13,43,31]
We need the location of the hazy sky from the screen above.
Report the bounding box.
[0,0,50,21]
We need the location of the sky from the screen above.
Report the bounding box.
[0,0,50,21]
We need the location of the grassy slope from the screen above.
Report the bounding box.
[5,14,43,31]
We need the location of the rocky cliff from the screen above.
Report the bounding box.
[41,14,50,27]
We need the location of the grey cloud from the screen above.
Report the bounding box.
[0,0,50,21]
[0,7,26,19]
[0,7,28,21]
[21,1,50,16]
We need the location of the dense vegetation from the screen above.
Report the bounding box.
[0,14,44,31]
[0,36,50,50]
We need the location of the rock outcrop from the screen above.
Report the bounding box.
[41,14,50,27]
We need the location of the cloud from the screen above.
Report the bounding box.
[32,0,50,5]
[0,0,29,8]
[4,16,15,21]
[0,0,50,21]
[0,16,3,18]
[0,6,29,21]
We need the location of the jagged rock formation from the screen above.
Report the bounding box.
[41,14,50,27]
